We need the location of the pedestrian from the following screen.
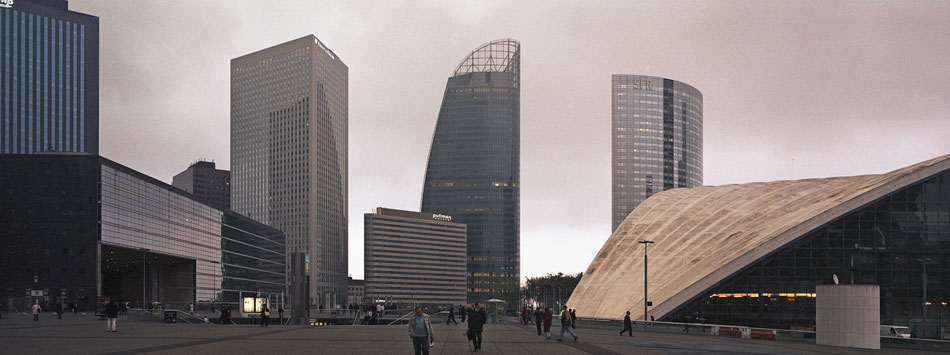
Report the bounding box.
[460,305,467,323]
[620,311,633,337]
[542,307,553,339]
[467,302,487,351]
[570,308,577,329]
[56,302,63,319]
[260,306,270,327]
[278,306,284,325]
[219,307,228,324]
[189,302,195,315]
[650,315,654,322]
[210,302,216,314]
[408,306,435,355]
[534,307,544,335]
[70,301,77,314]
[31,302,42,321]
[446,305,457,325]
[558,306,578,342]
[105,299,119,332]
[522,306,529,325]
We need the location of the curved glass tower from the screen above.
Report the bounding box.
[421,39,520,303]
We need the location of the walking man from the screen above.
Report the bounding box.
[558,306,578,342]
[460,305,467,323]
[468,302,487,351]
[31,302,41,321]
[260,307,270,327]
[570,308,577,329]
[408,307,434,355]
[620,311,633,336]
[534,307,544,335]
[106,299,119,332]
[56,302,63,319]
[446,305,457,325]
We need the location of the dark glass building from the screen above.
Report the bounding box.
[611,75,702,231]
[421,39,520,304]
[0,153,285,315]
[172,160,231,210]
[571,154,950,339]
[0,0,99,154]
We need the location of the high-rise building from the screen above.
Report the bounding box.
[364,208,466,307]
[421,39,520,303]
[1,0,99,154]
[172,160,230,210]
[231,35,348,307]
[611,75,702,231]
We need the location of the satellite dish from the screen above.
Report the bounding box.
[832,274,839,285]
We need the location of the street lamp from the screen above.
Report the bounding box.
[638,240,654,322]
[139,248,150,310]
[916,258,932,338]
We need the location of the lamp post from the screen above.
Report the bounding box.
[139,248,150,310]
[916,258,931,338]
[638,240,654,322]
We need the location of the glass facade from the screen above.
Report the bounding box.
[421,39,520,304]
[231,35,348,306]
[611,75,702,231]
[0,1,98,154]
[666,169,950,338]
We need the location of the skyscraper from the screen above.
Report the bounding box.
[172,160,231,210]
[611,75,702,231]
[1,0,99,154]
[231,35,348,307]
[421,39,520,303]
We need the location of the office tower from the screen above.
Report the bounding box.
[421,39,520,303]
[611,75,702,231]
[364,208,466,307]
[1,0,99,154]
[231,35,348,307]
[172,160,231,210]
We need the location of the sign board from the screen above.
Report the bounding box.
[243,297,255,313]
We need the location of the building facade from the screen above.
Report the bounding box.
[0,153,285,315]
[346,277,363,306]
[364,208,466,307]
[421,39,520,304]
[571,154,950,339]
[611,75,702,231]
[0,0,99,154]
[172,160,231,210]
[231,35,348,307]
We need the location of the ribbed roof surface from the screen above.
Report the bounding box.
[569,154,950,320]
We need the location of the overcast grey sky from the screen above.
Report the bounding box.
[71,0,950,280]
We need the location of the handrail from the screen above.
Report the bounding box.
[386,311,448,326]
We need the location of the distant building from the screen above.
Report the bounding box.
[172,160,231,210]
[0,153,286,315]
[364,208,466,307]
[611,75,702,231]
[1,0,99,154]
[347,277,364,306]
[421,39,520,303]
[231,35,349,307]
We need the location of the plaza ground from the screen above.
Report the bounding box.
[0,312,941,354]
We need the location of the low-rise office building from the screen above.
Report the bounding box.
[172,160,231,210]
[347,277,364,306]
[0,153,286,316]
[364,208,466,307]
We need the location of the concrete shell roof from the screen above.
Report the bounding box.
[569,154,950,320]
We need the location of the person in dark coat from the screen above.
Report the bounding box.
[542,307,554,339]
[534,307,544,335]
[260,307,270,327]
[570,309,577,329]
[105,299,119,332]
[620,311,633,336]
[446,305,457,325]
[467,302,487,351]
[56,302,63,319]
[278,307,284,325]
[460,305,468,323]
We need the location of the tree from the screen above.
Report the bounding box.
[523,272,583,309]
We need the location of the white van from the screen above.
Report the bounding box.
[880,325,912,339]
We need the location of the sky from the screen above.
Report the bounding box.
[70,0,950,281]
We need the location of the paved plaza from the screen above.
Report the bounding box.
[0,313,939,354]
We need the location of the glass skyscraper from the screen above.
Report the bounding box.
[0,0,98,154]
[421,39,520,303]
[611,75,702,231]
[231,35,348,307]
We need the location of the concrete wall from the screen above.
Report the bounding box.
[816,285,880,349]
